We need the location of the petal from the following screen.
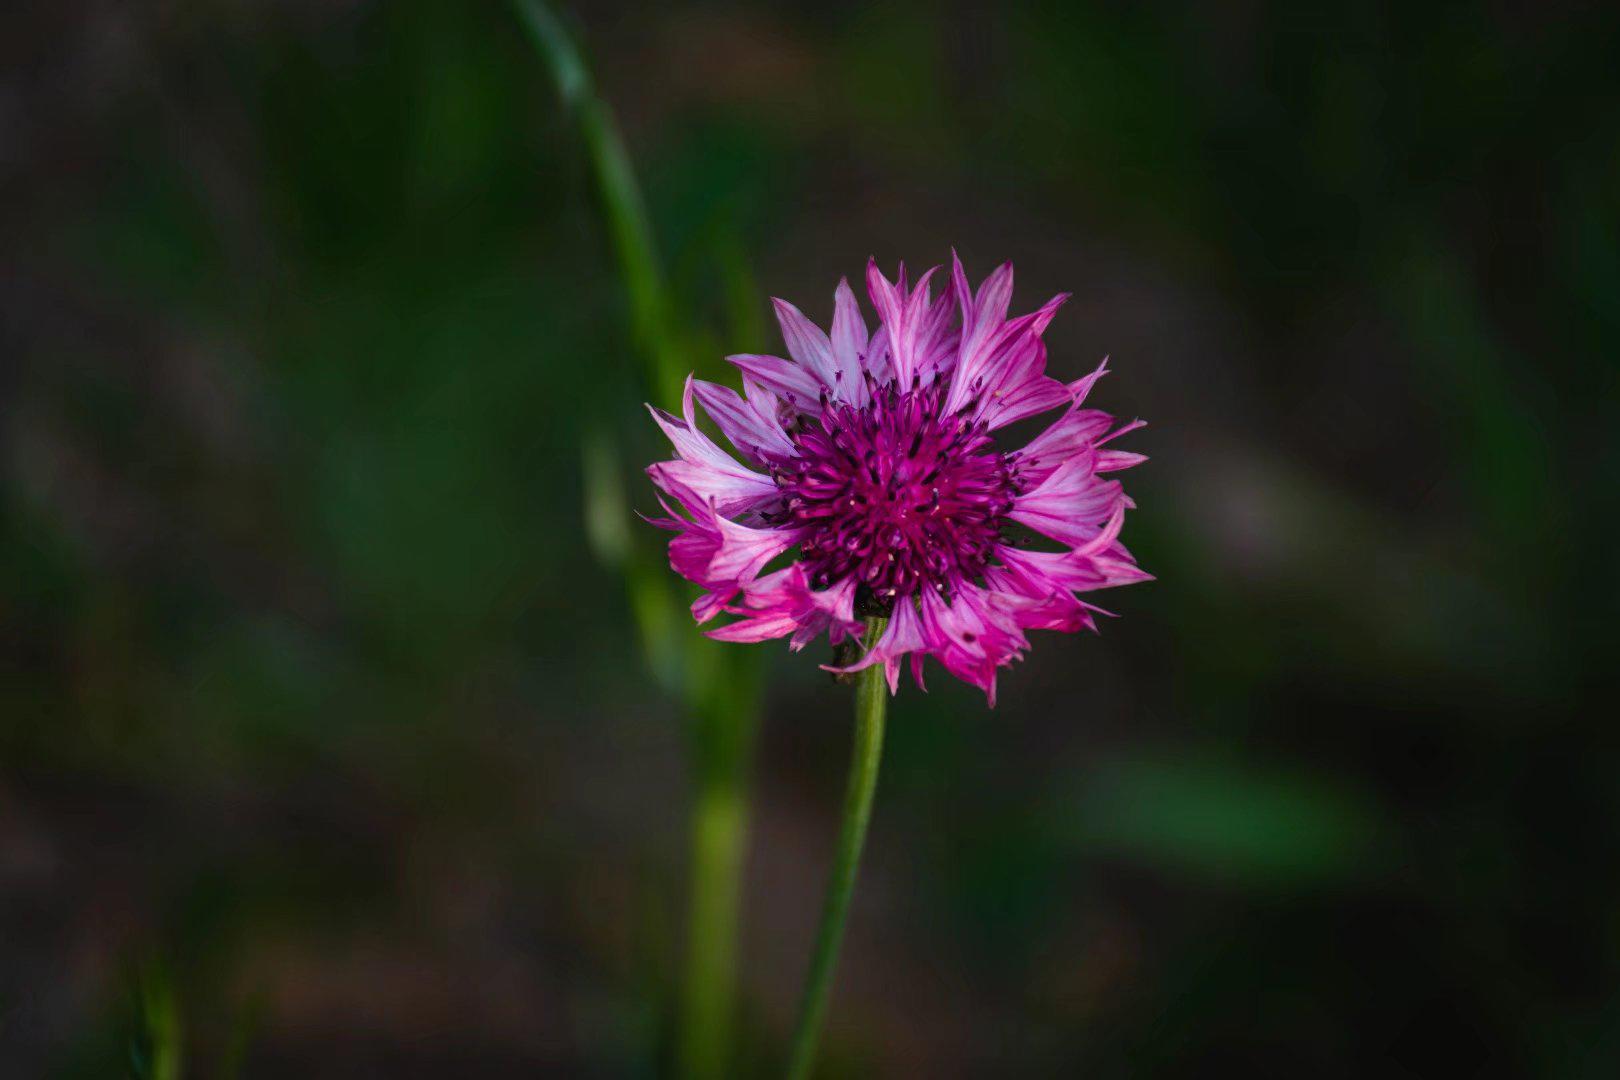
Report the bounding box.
[862,323,894,383]
[705,515,796,585]
[1015,407,1116,487]
[646,380,780,516]
[657,493,799,623]
[772,297,840,392]
[866,260,941,388]
[708,564,862,646]
[727,353,825,414]
[915,585,1028,706]
[992,504,1153,594]
[1008,453,1123,546]
[945,290,1069,415]
[829,277,870,405]
[1067,356,1110,406]
[647,460,774,518]
[978,371,1071,431]
[891,265,940,387]
[690,378,796,464]
[821,593,926,693]
[1095,449,1148,472]
[948,253,1014,405]
[865,259,904,354]
[914,289,960,385]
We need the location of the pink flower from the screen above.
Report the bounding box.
[644,254,1150,704]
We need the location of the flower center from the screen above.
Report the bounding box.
[770,384,1019,604]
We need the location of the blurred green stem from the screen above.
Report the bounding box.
[511,0,685,406]
[512,3,760,1076]
[683,780,744,1076]
[681,657,757,1079]
[785,617,889,1080]
[133,964,182,1080]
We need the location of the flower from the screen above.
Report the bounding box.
[645,254,1150,704]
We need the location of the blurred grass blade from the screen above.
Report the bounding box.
[511,0,686,408]
[512,0,588,108]
[582,429,632,569]
[514,4,764,1077]
[516,0,691,688]
[129,963,182,1080]
[1067,751,1388,888]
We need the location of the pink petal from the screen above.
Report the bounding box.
[1015,407,1116,486]
[1009,454,1123,546]
[829,277,870,405]
[948,252,1014,404]
[1095,449,1148,472]
[646,381,779,516]
[691,378,796,464]
[772,297,840,392]
[727,353,825,414]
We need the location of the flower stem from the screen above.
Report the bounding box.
[785,616,890,1080]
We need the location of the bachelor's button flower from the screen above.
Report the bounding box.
[645,254,1150,704]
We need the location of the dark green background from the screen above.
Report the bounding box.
[4,1,1617,1075]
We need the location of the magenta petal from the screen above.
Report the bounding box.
[829,277,870,405]
[710,564,861,647]
[772,297,841,394]
[646,382,780,516]
[948,253,1014,405]
[1095,449,1148,472]
[979,372,1071,431]
[945,289,1068,416]
[862,323,894,383]
[890,265,939,387]
[1067,357,1110,406]
[1015,407,1115,486]
[727,353,825,414]
[661,495,798,623]
[691,378,796,464]
[705,611,798,642]
[1009,453,1123,547]
[822,592,926,693]
[865,259,904,353]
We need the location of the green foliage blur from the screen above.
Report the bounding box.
[4,1,1618,1075]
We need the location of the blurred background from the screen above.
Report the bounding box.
[4,1,1619,1076]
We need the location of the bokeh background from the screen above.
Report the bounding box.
[5,1,1619,1076]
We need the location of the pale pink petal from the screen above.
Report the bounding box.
[891,265,940,387]
[691,378,796,464]
[1095,449,1148,472]
[1009,453,1124,546]
[646,380,779,515]
[727,353,825,414]
[829,277,870,405]
[1067,356,1111,406]
[947,252,1014,408]
[772,297,840,392]
[1015,407,1116,486]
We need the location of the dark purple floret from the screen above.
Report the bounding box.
[770,382,1019,605]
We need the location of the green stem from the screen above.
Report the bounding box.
[679,643,760,1080]
[679,763,748,1079]
[785,617,890,1080]
[510,0,686,408]
[513,6,762,1073]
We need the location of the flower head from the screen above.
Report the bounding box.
[645,254,1150,703]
